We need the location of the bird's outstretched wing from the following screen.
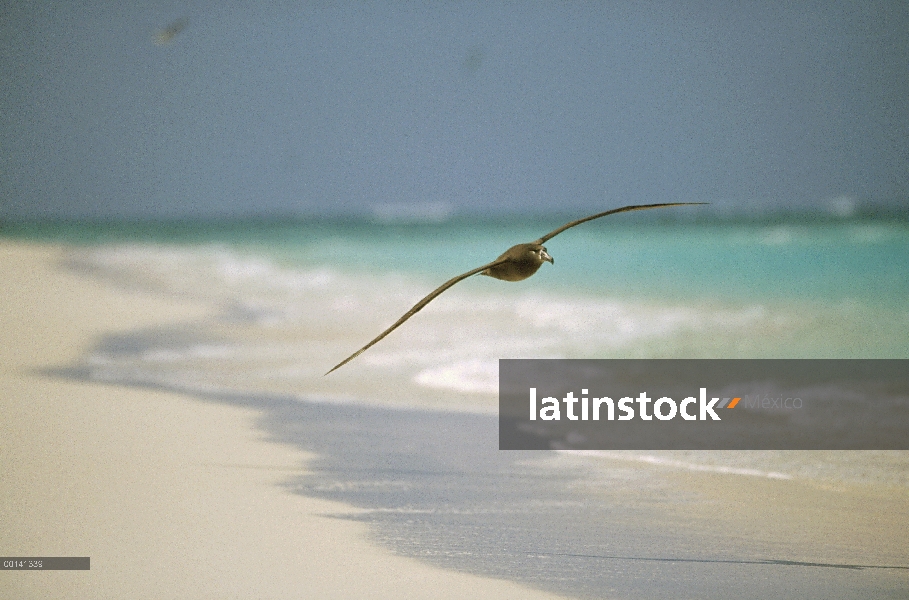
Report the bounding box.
[535,202,707,244]
[327,202,707,374]
[325,257,510,375]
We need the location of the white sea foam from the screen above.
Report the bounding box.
[560,451,794,480]
[760,225,795,246]
[413,360,499,394]
[68,240,907,416]
[512,297,767,347]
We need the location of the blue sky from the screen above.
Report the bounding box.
[1,1,907,219]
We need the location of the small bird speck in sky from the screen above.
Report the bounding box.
[153,18,188,46]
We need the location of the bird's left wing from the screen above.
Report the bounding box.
[535,202,707,244]
[325,257,510,374]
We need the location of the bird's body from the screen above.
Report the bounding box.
[481,243,553,281]
[326,202,705,374]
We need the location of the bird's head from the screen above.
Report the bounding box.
[535,245,554,265]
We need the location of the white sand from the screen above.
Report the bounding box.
[0,242,565,599]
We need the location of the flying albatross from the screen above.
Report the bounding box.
[326,202,705,374]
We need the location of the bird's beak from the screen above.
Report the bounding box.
[541,249,553,264]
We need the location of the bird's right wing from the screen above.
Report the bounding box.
[325,257,510,375]
[536,202,707,243]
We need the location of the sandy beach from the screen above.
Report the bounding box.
[0,241,564,599]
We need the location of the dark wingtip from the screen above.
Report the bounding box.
[324,358,346,376]
[324,361,346,376]
[324,347,367,375]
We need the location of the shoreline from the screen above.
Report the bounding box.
[0,241,564,599]
[3,239,907,599]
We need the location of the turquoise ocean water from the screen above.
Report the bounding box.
[5,213,909,487]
